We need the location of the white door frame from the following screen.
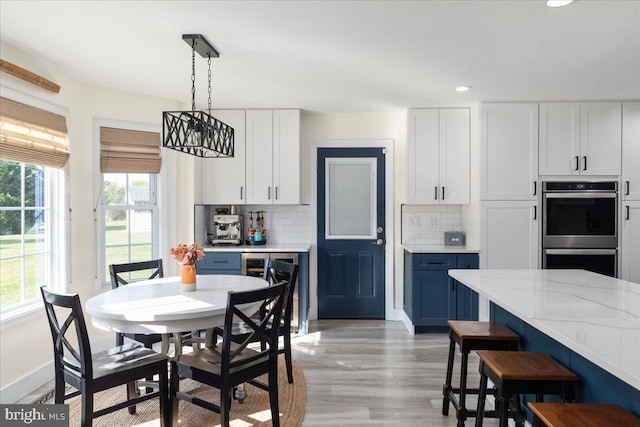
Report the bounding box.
[309,139,395,320]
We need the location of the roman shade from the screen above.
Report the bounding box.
[0,97,69,169]
[100,127,161,174]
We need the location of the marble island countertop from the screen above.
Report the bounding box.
[448,269,640,390]
[202,243,310,253]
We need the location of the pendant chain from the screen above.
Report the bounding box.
[207,55,212,114]
[191,40,196,112]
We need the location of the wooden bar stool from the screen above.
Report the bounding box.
[442,321,521,427]
[528,403,640,427]
[475,351,579,427]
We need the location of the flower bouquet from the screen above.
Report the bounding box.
[170,242,204,291]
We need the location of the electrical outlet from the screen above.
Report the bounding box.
[428,215,438,228]
[408,216,420,228]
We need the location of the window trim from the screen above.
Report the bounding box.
[93,119,162,289]
[0,86,69,325]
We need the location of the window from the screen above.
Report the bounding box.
[0,160,63,314]
[100,173,158,285]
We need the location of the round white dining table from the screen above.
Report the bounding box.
[85,274,267,336]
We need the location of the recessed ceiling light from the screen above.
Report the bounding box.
[454,86,472,92]
[547,0,574,7]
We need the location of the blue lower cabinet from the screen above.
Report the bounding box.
[404,252,479,331]
[197,252,242,275]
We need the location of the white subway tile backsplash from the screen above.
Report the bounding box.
[402,204,464,245]
[195,204,313,245]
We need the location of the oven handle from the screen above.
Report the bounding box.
[544,193,617,199]
[545,248,617,255]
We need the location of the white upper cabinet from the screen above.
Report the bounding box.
[245,109,300,205]
[539,103,580,175]
[481,103,538,200]
[539,103,621,176]
[202,110,246,205]
[622,102,640,200]
[273,109,301,204]
[407,108,470,204]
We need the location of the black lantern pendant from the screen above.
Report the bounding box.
[162,34,234,158]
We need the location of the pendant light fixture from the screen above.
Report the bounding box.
[162,34,234,158]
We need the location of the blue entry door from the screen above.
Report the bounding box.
[317,147,386,318]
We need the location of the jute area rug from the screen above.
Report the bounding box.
[67,356,306,427]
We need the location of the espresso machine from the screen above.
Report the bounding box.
[210,209,243,245]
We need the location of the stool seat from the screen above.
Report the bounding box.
[477,351,579,381]
[442,321,520,427]
[475,351,579,427]
[448,320,521,342]
[528,403,640,427]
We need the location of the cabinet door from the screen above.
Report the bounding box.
[622,102,640,200]
[621,201,640,284]
[246,110,273,204]
[539,103,580,176]
[440,108,470,204]
[455,254,479,321]
[580,103,622,175]
[413,270,455,326]
[273,110,300,204]
[407,109,439,204]
[481,201,539,269]
[202,110,246,204]
[481,103,538,200]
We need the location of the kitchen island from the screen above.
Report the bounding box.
[448,269,640,417]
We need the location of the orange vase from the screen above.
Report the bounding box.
[181,263,197,291]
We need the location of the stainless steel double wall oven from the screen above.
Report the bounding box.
[542,181,618,277]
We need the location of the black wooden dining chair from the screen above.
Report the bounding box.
[109,259,203,356]
[170,281,288,427]
[40,286,169,427]
[212,259,299,383]
[109,260,165,350]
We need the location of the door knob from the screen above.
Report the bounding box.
[372,239,385,246]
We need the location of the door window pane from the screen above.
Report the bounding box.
[326,158,376,239]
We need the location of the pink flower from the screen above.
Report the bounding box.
[170,241,205,265]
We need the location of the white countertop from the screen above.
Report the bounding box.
[448,269,640,390]
[202,243,311,253]
[403,244,480,254]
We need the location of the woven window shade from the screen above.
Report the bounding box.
[0,97,69,169]
[100,127,161,174]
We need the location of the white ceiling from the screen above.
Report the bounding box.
[1,1,639,113]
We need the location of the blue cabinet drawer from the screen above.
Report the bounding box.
[198,252,241,271]
[412,254,456,270]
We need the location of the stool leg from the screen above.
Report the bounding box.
[499,396,509,427]
[457,350,470,427]
[474,362,488,427]
[442,337,456,416]
[532,413,544,427]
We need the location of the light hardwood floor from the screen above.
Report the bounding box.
[294,319,500,426]
[21,319,500,426]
